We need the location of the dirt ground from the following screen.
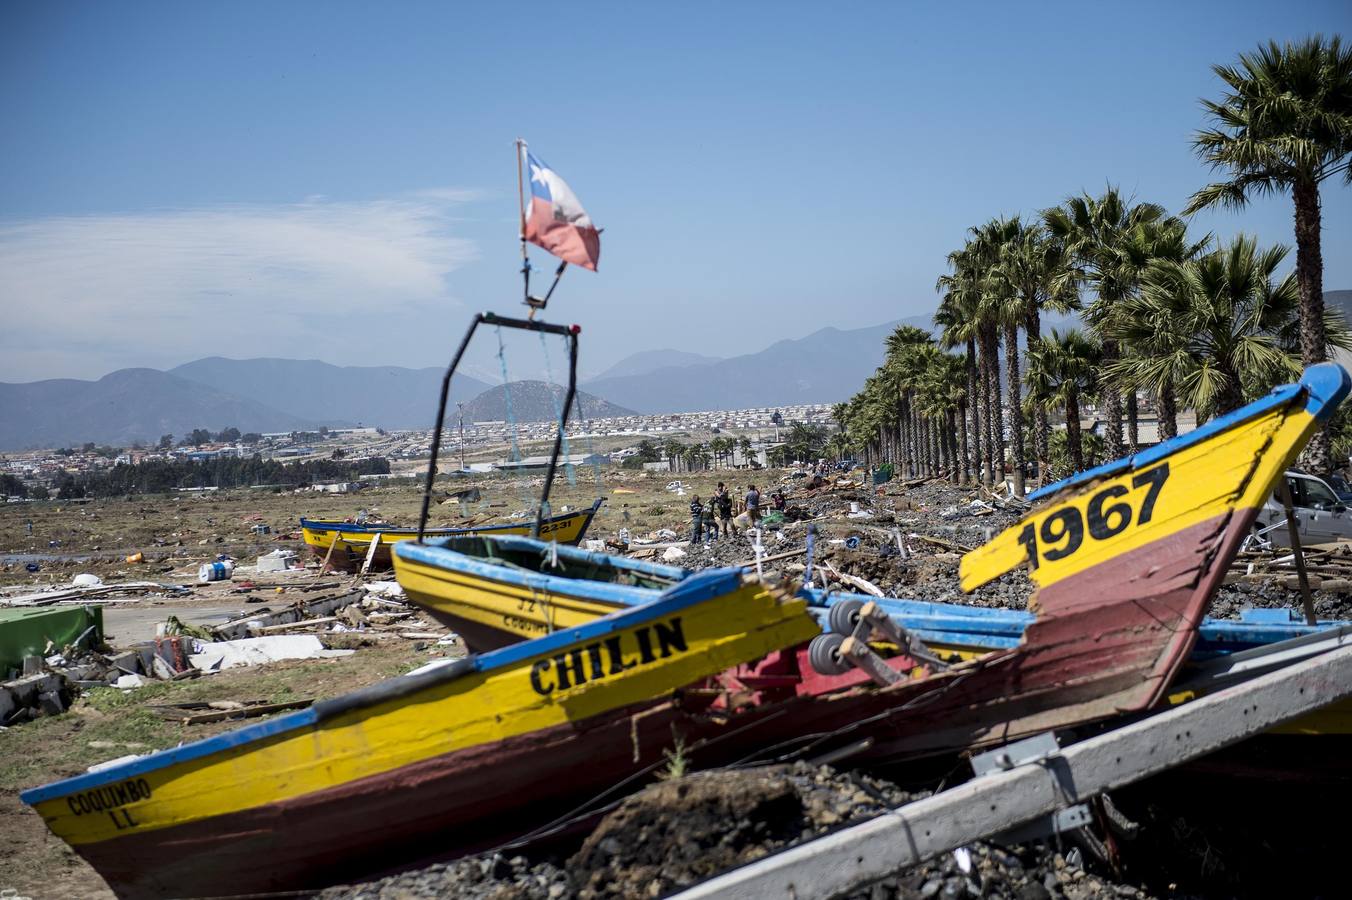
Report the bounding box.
[0,471,774,899]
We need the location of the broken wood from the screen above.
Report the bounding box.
[911,533,974,554]
[820,563,885,598]
[1275,480,1318,625]
[149,698,313,725]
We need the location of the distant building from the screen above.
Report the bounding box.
[493,453,609,473]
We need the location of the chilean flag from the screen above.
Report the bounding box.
[524,149,601,271]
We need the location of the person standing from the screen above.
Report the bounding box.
[703,499,719,542]
[745,484,761,528]
[689,495,704,544]
[715,481,735,537]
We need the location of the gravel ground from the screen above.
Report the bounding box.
[321,763,1155,900]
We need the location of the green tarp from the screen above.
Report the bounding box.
[0,606,104,677]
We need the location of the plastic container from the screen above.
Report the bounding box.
[198,560,235,583]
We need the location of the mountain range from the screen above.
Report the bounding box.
[1,295,1342,450]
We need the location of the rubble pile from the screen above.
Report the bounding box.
[323,763,1153,900]
[0,566,459,727]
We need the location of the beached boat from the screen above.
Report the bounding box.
[20,568,818,899]
[394,533,688,650]
[726,362,1352,760]
[397,363,1349,764]
[300,498,603,571]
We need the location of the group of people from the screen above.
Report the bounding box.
[688,482,763,543]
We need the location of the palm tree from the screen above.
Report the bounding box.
[662,437,684,472]
[1184,35,1352,473]
[917,352,969,482]
[826,432,853,463]
[1044,188,1171,459]
[938,239,1001,485]
[995,222,1079,473]
[1025,329,1101,475]
[884,325,934,476]
[1105,235,1352,423]
[738,436,753,467]
[934,294,981,483]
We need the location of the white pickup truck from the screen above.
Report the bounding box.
[1255,470,1352,546]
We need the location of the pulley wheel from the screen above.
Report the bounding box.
[808,632,850,676]
[828,598,866,635]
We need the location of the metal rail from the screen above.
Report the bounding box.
[671,641,1352,900]
[417,312,580,542]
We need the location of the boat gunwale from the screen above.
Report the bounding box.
[394,538,686,606]
[19,566,753,805]
[299,498,603,538]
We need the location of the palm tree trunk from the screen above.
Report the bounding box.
[957,400,971,484]
[895,398,907,473]
[1099,341,1124,461]
[965,338,983,483]
[1003,320,1025,497]
[1159,382,1178,442]
[918,417,929,476]
[984,325,1003,488]
[1025,305,1049,471]
[1215,367,1245,417]
[1066,390,1084,473]
[1295,178,1331,474]
[1125,392,1139,455]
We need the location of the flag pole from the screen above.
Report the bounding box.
[541,260,569,306]
[516,138,531,309]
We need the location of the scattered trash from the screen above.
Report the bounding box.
[189,635,354,671]
[72,573,103,588]
[255,549,298,573]
[115,673,146,689]
[125,552,145,564]
[662,546,688,562]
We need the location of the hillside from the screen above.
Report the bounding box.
[582,319,915,413]
[587,349,723,382]
[170,357,491,430]
[0,369,319,449]
[461,381,636,423]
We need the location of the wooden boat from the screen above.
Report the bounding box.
[394,532,689,650]
[400,363,1350,767]
[721,362,1352,760]
[300,498,603,571]
[20,568,819,899]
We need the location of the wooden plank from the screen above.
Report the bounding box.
[670,642,1352,900]
[356,533,382,579]
[151,699,313,725]
[1275,480,1318,625]
[317,529,342,576]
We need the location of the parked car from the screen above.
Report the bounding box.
[1255,470,1352,546]
[1325,471,1352,504]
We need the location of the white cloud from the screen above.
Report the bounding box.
[0,194,480,381]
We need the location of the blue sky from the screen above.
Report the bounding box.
[2,0,1349,383]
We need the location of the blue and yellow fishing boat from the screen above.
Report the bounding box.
[393,533,688,650]
[20,568,818,898]
[300,498,603,571]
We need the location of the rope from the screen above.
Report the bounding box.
[496,326,532,516]
[536,330,575,485]
[538,329,605,508]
